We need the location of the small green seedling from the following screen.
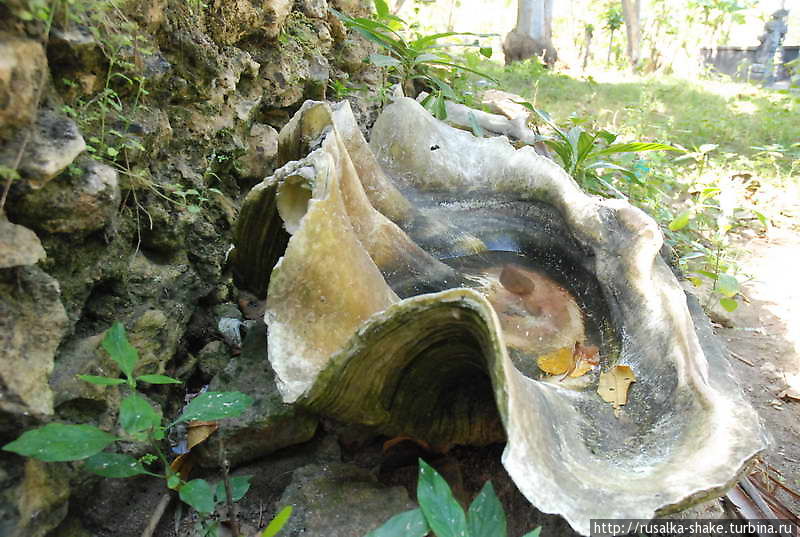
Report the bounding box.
[365,459,541,537]
[1,321,279,535]
[331,0,496,118]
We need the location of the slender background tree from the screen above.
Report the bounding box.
[503,0,557,65]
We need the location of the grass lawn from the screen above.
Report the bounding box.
[472,59,798,181]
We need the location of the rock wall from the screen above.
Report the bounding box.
[0,0,377,535]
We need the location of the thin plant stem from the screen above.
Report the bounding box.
[219,437,240,537]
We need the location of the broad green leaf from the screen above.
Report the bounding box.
[565,126,583,169]
[85,452,147,478]
[680,251,706,261]
[136,374,182,385]
[422,59,498,82]
[467,111,484,138]
[347,17,404,40]
[413,52,444,64]
[534,108,569,144]
[434,94,447,120]
[119,394,162,436]
[697,270,718,281]
[467,481,507,537]
[584,161,632,174]
[175,392,253,424]
[373,0,389,18]
[369,53,402,68]
[544,140,573,171]
[262,505,293,537]
[78,375,126,386]
[522,528,542,537]
[411,31,493,50]
[479,46,492,58]
[576,130,597,165]
[167,474,181,489]
[668,210,693,231]
[596,129,618,144]
[417,459,467,537]
[215,475,252,503]
[719,297,739,312]
[593,142,682,158]
[365,508,429,537]
[752,210,769,228]
[2,423,116,462]
[426,75,458,100]
[180,479,216,514]
[101,322,138,382]
[717,273,740,298]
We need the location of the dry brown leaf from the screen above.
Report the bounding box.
[598,365,636,410]
[382,436,431,454]
[187,420,219,450]
[169,453,193,481]
[168,421,220,481]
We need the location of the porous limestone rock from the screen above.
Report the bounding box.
[0,217,45,268]
[197,324,318,468]
[48,332,119,411]
[1,459,70,537]
[0,33,47,135]
[238,123,279,180]
[0,265,68,418]
[1,110,86,187]
[208,0,294,44]
[9,157,120,234]
[277,463,416,537]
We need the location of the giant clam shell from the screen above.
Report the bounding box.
[231,98,765,534]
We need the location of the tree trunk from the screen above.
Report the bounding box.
[503,0,557,66]
[581,25,593,72]
[620,0,641,67]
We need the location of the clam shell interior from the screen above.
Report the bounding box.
[231,98,765,534]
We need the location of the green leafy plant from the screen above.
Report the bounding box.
[665,179,747,312]
[0,322,284,536]
[517,102,681,198]
[165,183,223,214]
[673,143,719,174]
[687,0,752,45]
[331,0,495,118]
[602,4,624,65]
[365,459,541,537]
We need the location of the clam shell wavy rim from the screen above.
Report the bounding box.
[231,98,765,535]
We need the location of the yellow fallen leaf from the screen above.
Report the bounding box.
[537,343,599,379]
[568,359,595,378]
[537,347,573,375]
[597,365,636,410]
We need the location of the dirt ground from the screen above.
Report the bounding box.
[709,225,800,513]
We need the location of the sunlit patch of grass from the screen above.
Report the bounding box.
[471,60,798,186]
